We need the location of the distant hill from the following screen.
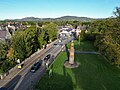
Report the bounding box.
[55,16,94,22]
[4,16,99,22]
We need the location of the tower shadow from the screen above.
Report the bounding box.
[65,44,69,61]
[63,65,67,76]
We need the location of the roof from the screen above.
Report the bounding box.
[0,30,12,40]
[0,30,6,38]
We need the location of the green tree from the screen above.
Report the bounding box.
[11,25,39,61]
[0,42,8,61]
[80,30,86,41]
[37,28,46,48]
[113,7,120,18]
[43,22,58,42]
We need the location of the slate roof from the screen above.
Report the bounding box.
[0,30,6,38]
[0,30,12,40]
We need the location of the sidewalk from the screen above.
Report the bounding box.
[0,39,58,88]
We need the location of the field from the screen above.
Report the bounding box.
[36,41,120,90]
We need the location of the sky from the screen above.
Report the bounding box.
[0,0,120,20]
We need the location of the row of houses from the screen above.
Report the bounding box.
[0,22,31,43]
[0,24,14,43]
[58,24,89,38]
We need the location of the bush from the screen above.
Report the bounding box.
[81,32,100,41]
[0,60,14,73]
[85,33,100,41]
[0,68,4,74]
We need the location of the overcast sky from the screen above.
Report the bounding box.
[0,0,120,20]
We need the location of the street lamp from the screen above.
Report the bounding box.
[79,35,80,45]
[17,59,22,69]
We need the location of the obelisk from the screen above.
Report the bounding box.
[69,41,74,64]
[64,40,80,68]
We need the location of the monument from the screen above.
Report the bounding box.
[69,42,74,64]
[64,41,79,68]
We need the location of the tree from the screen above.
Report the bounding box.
[11,31,26,60]
[88,7,120,66]
[113,7,120,18]
[0,42,8,61]
[11,25,39,61]
[43,22,58,42]
[37,28,46,48]
[80,30,86,41]
[72,21,81,29]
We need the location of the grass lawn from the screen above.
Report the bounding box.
[36,52,120,90]
[67,40,97,52]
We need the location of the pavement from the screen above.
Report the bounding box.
[66,50,100,55]
[74,51,100,54]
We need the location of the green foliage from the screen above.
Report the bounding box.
[22,22,29,25]
[95,34,120,65]
[0,58,15,73]
[80,30,86,41]
[37,28,48,48]
[0,69,4,74]
[0,42,8,61]
[113,7,120,19]
[72,20,81,29]
[84,33,100,41]
[0,22,58,72]
[11,26,39,61]
[10,24,58,62]
[93,7,120,65]
[43,22,58,42]
[0,42,7,73]
[12,31,26,60]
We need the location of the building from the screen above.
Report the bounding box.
[75,26,82,37]
[0,30,12,42]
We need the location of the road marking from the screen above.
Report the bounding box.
[13,69,29,90]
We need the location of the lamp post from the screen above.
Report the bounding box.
[79,35,80,45]
[17,59,22,69]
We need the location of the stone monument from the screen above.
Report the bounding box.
[64,41,79,68]
[69,42,74,64]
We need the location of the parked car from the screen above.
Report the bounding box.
[53,43,57,47]
[44,54,51,62]
[0,87,7,90]
[30,61,42,73]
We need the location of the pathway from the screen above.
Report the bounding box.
[66,50,100,55]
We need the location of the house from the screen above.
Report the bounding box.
[65,24,73,29]
[0,26,2,30]
[0,30,12,42]
[76,26,82,37]
[59,30,72,37]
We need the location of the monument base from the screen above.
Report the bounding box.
[64,60,80,68]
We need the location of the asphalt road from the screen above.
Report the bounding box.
[16,45,61,90]
[3,36,74,90]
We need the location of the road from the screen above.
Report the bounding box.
[0,36,74,90]
[0,39,58,89]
